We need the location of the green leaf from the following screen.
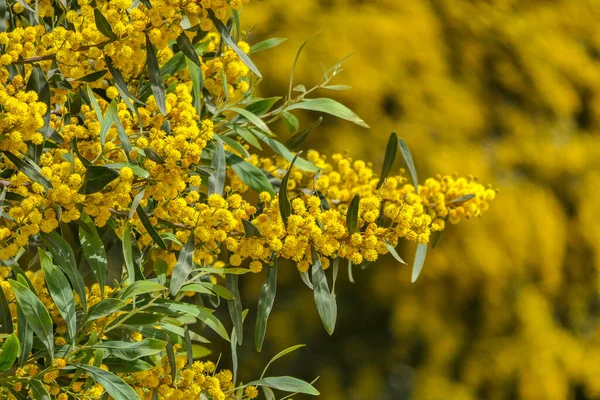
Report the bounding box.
[286,98,369,128]
[137,206,167,250]
[70,364,141,400]
[209,138,226,196]
[377,132,398,189]
[285,117,323,151]
[122,221,135,285]
[411,243,428,283]
[75,69,108,83]
[249,38,287,55]
[228,107,271,134]
[179,283,216,297]
[261,344,305,379]
[245,97,281,117]
[160,52,186,77]
[39,249,76,341]
[252,131,319,172]
[176,31,201,67]
[225,152,275,196]
[311,248,337,335]
[120,281,167,300]
[242,219,261,237]
[8,280,54,361]
[186,57,203,116]
[398,138,419,193]
[184,326,194,367]
[208,9,262,78]
[219,134,251,158]
[79,165,119,194]
[233,126,262,150]
[2,151,52,190]
[346,194,360,234]
[200,283,234,300]
[103,358,154,373]
[191,344,211,359]
[0,281,13,334]
[263,387,276,400]
[246,377,319,396]
[299,270,313,289]
[86,299,127,322]
[129,189,145,220]
[29,380,51,400]
[93,9,116,40]
[169,235,195,296]
[79,214,108,297]
[151,300,229,341]
[146,35,167,115]
[0,334,19,372]
[92,339,167,361]
[226,275,243,346]
[279,152,302,227]
[16,309,32,367]
[322,84,352,91]
[255,259,277,352]
[113,111,134,159]
[41,231,87,311]
[332,257,340,294]
[288,32,319,99]
[105,57,145,106]
[281,111,299,133]
[448,193,476,204]
[384,240,406,264]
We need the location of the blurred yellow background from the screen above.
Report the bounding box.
[234,1,600,399]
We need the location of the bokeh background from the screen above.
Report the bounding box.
[220,1,600,399]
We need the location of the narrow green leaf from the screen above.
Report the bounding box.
[0,334,19,372]
[252,130,319,172]
[129,189,145,220]
[29,380,51,400]
[288,32,319,99]
[279,152,302,227]
[384,240,406,264]
[208,138,225,196]
[332,257,340,295]
[122,221,135,285]
[263,387,276,400]
[39,249,76,340]
[228,107,271,134]
[255,259,277,352]
[348,261,355,284]
[286,98,369,128]
[79,165,120,194]
[299,271,313,290]
[79,214,108,296]
[311,248,337,335]
[86,298,127,322]
[41,231,87,311]
[179,283,216,297]
[16,309,32,367]
[75,69,108,83]
[411,243,428,283]
[377,132,398,189]
[119,281,167,300]
[208,9,262,78]
[93,9,116,40]
[184,326,194,367]
[398,138,419,193]
[322,85,352,91]
[160,52,186,77]
[176,31,201,67]
[0,280,13,334]
[245,97,281,117]
[70,364,141,400]
[166,339,177,382]
[169,235,195,296]
[246,377,319,396]
[146,34,167,115]
[105,57,144,105]
[281,111,299,133]
[285,117,323,151]
[186,57,203,116]
[92,339,167,361]
[261,344,305,379]
[151,300,229,341]
[226,275,243,346]
[249,38,287,55]
[225,152,275,196]
[448,193,476,204]
[137,206,167,250]
[103,358,153,373]
[113,110,133,159]
[8,280,54,361]
[242,219,261,237]
[2,151,52,190]
[346,194,360,234]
